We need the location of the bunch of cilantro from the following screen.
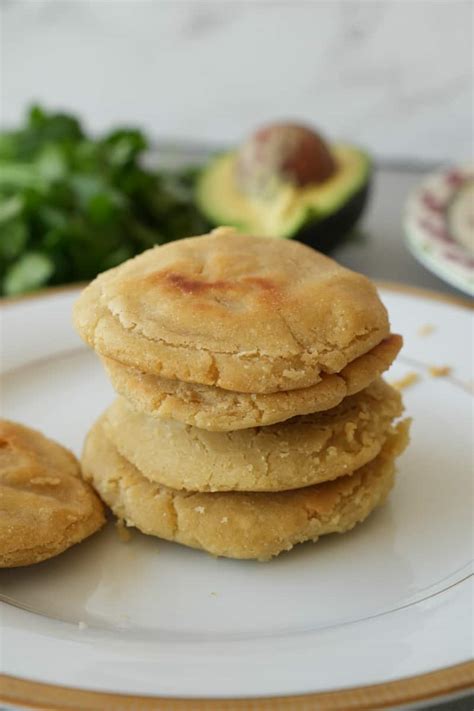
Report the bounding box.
[0,106,207,296]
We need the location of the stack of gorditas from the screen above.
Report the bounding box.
[75,227,409,560]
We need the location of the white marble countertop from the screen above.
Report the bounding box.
[1,0,472,163]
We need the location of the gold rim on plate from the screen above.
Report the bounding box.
[0,662,473,711]
[0,281,472,710]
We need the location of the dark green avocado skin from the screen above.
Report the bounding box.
[295,175,371,254]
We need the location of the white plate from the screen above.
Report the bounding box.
[0,284,472,709]
[404,164,474,297]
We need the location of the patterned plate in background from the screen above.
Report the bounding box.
[404,164,474,296]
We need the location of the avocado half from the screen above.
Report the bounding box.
[195,144,371,252]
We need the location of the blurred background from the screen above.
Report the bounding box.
[0,0,473,297]
[2,0,472,161]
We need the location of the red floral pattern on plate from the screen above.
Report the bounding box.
[404,163,474,295]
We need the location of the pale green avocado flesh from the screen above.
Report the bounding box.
[195,144,371,239]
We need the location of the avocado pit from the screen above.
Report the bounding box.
[236,122,337,196]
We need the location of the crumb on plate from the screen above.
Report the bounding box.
[428,365,452,377]
[417,324,436,337]
[115,519,132,542]
[391,372,421,390]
